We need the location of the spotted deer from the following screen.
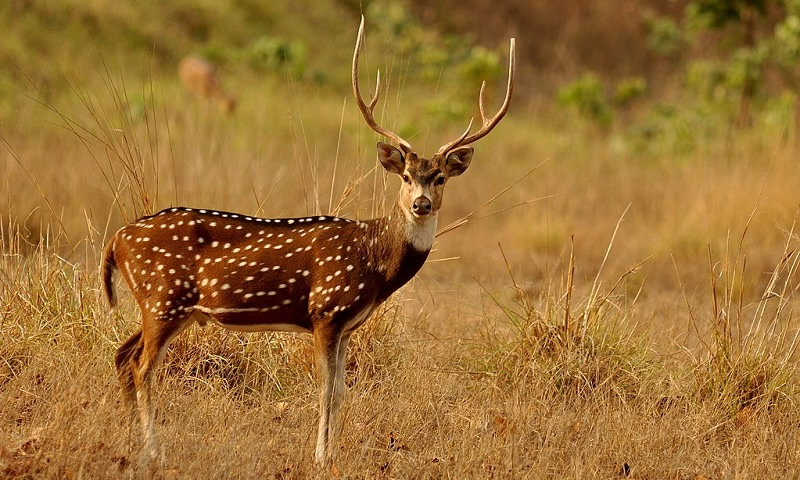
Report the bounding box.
[103,18,514,465]
[178,55,237,114]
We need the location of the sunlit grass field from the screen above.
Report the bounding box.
[3,3,800,478]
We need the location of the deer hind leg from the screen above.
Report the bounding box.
[115,330,144,427]
[128,311,193,459]
[313,325,351,465]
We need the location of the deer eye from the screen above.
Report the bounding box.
[402,174,411,183]
[434,176,445,186]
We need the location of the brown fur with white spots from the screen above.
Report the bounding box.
[104,17,514,466]
[178,55,237,114]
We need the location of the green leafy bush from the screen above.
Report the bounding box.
[249,35,307,78]
[557,73,613,126]
[614,77,648,107]
[645,17,684,56]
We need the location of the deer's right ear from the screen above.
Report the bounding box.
[377,142,405,175]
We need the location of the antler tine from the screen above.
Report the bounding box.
[436,117,473,155]
[368,70,381,112]
[478,81,487,124]
[353,16,413,154]
[437,38,515,155]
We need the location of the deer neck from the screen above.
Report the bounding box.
[363,201,436,300]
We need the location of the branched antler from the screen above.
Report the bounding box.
[353,16,413,154]
[437,38,515,155]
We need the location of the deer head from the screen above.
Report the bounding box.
[352,17,515,223]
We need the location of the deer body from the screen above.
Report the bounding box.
[103,203,435,462]
[104,205,433,334]
[106,17,514,466]
[178,55,236,114]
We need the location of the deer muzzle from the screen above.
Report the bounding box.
[411,196,433,216]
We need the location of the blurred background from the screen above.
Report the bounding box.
[1,2,800,476]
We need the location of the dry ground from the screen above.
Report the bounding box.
[2,67,800,478]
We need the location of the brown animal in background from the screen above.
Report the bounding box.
[103,17,514,465]
[178,55,237,114]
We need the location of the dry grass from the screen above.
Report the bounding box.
[2,42,800,479]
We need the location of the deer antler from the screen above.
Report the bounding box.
[353,16,413,154]
[437,38,515,155]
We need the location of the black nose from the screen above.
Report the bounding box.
[412,197,432,216]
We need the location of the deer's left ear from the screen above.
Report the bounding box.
[444,146,474,177]
[377,142,405,175]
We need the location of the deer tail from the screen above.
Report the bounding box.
[101,235,118,308]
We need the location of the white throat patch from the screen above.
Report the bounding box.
[402,208,437,251]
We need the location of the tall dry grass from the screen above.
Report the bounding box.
[2,48,800,478]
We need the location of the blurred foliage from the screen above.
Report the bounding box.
[3,0,800,155]
[557,74,613,127]
[645,17,685,56]
[365,0,506,125]
[686,0,768,29]
[249,36,307,79]
[584,0,800,154]
[614,77,649,107]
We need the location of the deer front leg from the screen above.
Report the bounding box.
[313,325,350,465]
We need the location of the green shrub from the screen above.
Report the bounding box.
[249,35,307,78]
[645,16,684,56]
[557,73,613,126]
[614,77,648,107]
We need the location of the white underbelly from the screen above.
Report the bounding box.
[188,308,312,334]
